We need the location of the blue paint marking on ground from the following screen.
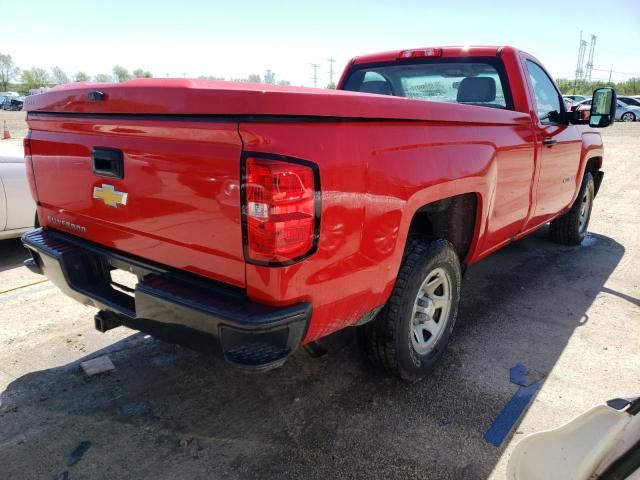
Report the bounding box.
[509,363,529,386]
[484,381,541,447]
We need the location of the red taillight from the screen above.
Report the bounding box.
[23,132,39,202]
[398,48,443,59]
[243,156,319,264]
[23,134,31,157]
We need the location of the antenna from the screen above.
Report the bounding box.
[327,58,336,85]
[585,34,597,81]
[311,63,320,88]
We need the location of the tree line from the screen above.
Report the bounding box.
[0,52,293,94]
[0,53,154,92]
[556,77,640,96]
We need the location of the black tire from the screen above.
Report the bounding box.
[549,172,595,245]
[358,238,462,381]
[621,112,636,122]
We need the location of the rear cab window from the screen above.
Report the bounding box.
[342,57,513,110]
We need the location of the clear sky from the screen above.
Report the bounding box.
[4,0,640,86]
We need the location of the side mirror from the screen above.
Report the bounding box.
[589,88,617,128]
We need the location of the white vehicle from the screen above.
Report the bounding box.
[0,141,37,239]
[508,397,640,479]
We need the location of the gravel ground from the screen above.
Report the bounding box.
[0,122,638,479]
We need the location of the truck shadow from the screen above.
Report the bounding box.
[0,229,626,479]
[0,238,30,273]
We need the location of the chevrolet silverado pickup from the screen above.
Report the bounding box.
[21,46,617,380]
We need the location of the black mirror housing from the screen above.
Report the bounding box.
[589,88,617,128]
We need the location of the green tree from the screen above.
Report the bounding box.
[21,67,50,90]
[277,80,291,86]
[325,82,336,89]
[198,75,225,80]
[74,71,90,82]
[555,77,640,96]
[112,65,131,82]
[248,74,261,83]
[0,53,20,91]
[51,66,69,85]
[132,68,153,78]
[94,73,112,83]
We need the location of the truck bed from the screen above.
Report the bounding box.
[26,80,528,289]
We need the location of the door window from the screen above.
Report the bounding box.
[526,61,562,123]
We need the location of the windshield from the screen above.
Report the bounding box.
[342,58,511,109]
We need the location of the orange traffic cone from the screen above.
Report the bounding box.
[2,121,10,140]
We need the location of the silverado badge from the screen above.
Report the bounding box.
[93,184,128,207]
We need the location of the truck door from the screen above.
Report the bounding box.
[524,60,582,226]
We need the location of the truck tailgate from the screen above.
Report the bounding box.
[27,114,245,287]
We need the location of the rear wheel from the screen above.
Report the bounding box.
[549,172,595,245]
[621,112,636,122]
[359,239,461,381]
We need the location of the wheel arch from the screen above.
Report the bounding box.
[405,192,482,265]
[584,156,604,196]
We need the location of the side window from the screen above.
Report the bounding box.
[526,60,562,123]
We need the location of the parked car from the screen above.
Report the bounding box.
[563,94,589,102]
[618,95,640,108]
[574,98,640,122]
[0,143,38,239]
[21,46,617,380]
[0,96,24,111]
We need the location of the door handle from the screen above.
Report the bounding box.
[92,148,124,179]
[543,138,557,147]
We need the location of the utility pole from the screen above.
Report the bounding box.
[573,31,587,94]
[311,63,319,88]
[585,34,597,81]
[327,58,336,86]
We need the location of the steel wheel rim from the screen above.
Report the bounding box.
[622,113,634,122]
[410,267,452,354]
[578,190,592,233]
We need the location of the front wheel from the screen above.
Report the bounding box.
[549,172,595,245]
[358,239,461,381]
[621,112,636,122]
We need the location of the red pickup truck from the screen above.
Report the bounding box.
[21,46,617,380]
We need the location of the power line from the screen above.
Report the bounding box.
[327,58,336,85]
[573,31,587,94]
[584,34,596,81]
[311,63,319,88]
[592,68,640,77]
